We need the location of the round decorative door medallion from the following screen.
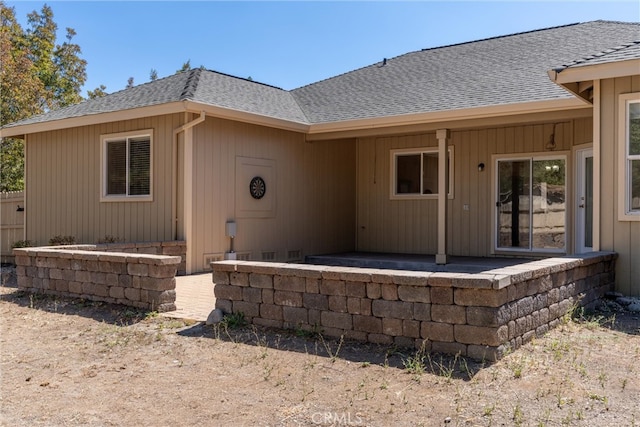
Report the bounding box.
[249,176,266,199]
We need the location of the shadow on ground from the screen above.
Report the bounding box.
[176,319,488,381]
[1,284,155,326]
[3,278,638,384]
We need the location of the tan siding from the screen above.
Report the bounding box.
[189,117,356,272]
[357,120,577,257]
[599,75,640,295]
[573,117,592,146]
[25,113,183,246]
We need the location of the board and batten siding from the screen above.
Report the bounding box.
[356,118,591,257]
[190,117,356,272]
[25,113,183,246]
[600,75,640,296]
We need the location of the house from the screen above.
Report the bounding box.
[1,20,639,295]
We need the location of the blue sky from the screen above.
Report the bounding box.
[6,1,640,96]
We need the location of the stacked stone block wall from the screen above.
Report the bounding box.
[95,241,186,275]
[212,252,616,360]
[13,246,181,312]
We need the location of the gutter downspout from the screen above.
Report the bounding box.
[172,111,205,273]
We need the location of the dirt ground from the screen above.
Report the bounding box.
[1,268,639,427]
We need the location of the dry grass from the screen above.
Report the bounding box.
[1,285,639,426]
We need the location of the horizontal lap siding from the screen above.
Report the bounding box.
[190,117,356,272]
[357,120,579,257]
[26,114,182,246]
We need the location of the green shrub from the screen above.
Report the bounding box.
[97,235,121,244]
[11,240,33,248]
[48,235,76,246]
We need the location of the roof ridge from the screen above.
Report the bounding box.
[180,68,202,100]
[419,22,582,53]
[292,20,639,92]
[199,68,285,91]
[553,39,640,71]
[417,20,639,54]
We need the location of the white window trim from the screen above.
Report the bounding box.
[492,152,568,255]
[100,129,153,202]
[618,93,640,221]
[389,146,454,200]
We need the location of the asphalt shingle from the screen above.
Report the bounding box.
[553,40,640,71]
[4,20,639,131]
[291,21,640,123]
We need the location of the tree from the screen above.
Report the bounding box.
[0,2,87,191]
[150,68,158,81]
[126,76,134,88]
[87,85,108,99]
[178,60,191,73]
[23,4,86,111]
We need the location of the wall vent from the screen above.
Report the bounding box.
[203,253,224,270]
[261,251,276,261]
[236,252,251,261]
[287,249,302,262]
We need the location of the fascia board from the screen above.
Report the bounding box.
[550,59,640,84]
[306,98,588,135]
[0,102,186,138]
[0,100,311,139]
[1,96,593,140]
[182,101,310,133]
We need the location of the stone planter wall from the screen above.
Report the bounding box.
[212,252,616,361]
[13,246,181,312]
[95,241,186,275]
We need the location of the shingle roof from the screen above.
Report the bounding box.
[6,68,309,128]
[4,20,639,131]
[552,40,640,71]
[291,20,640,123]
[192,70,308,123]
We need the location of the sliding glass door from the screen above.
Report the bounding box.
[496,156,566,252]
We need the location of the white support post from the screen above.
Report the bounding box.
[436,129,450,265]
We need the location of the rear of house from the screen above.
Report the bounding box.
[1,20,638,295]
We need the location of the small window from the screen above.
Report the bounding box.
[619,94,640,220]
[101,131,152,202]
[391,147,453,199]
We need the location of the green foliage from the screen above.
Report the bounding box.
[178,60,191,73]
[11,240,33,248]
[97,235,122,244]
[222,312,246,329]
[0,2,87,191]
[48,235,76,246]
[87,84,107,99]
[0,138,24,192]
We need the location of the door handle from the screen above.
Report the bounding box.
[579,204,585,208]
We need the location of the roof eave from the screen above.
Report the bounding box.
[549,58,640,84]
[0,101,187,138]
[182,101,310,133]
[0,100,311,138]
[305,98,589,139]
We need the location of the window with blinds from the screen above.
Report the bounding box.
[102,132,152,201]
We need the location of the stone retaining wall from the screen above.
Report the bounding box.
[13,246,181,312]
[212,252,616,360]
[95,241,186,275]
